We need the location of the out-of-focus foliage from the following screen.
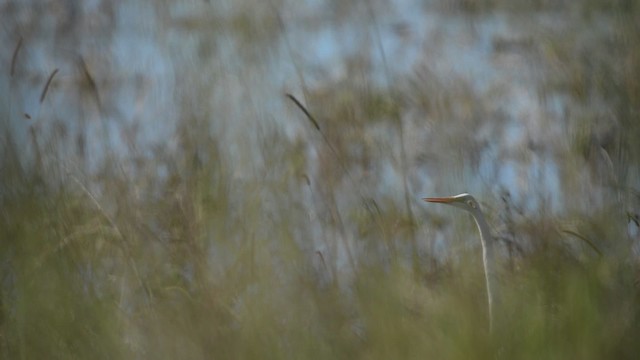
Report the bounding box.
[1,0,640,359]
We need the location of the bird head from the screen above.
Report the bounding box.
[422,193,481,214]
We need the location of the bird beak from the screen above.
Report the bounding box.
[423,196,456,204]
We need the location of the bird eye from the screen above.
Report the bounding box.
[467,200,476,209]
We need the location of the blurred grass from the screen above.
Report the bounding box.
[2,0,640,359]
[1,139,639,358]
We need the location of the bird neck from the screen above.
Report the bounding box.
[471,210,501,333]
[471,211,494,249]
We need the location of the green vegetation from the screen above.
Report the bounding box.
[1,161,638,358]
[1,0,640,359]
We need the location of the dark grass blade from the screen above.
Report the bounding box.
[78,56,102,109]
[40,68,59,104]
[10,37,23,77]
[286,93,320,131]
[561,229,603,256]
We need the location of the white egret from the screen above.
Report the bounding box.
[423,193,500,332]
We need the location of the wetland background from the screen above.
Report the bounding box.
[1,0,640,358]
